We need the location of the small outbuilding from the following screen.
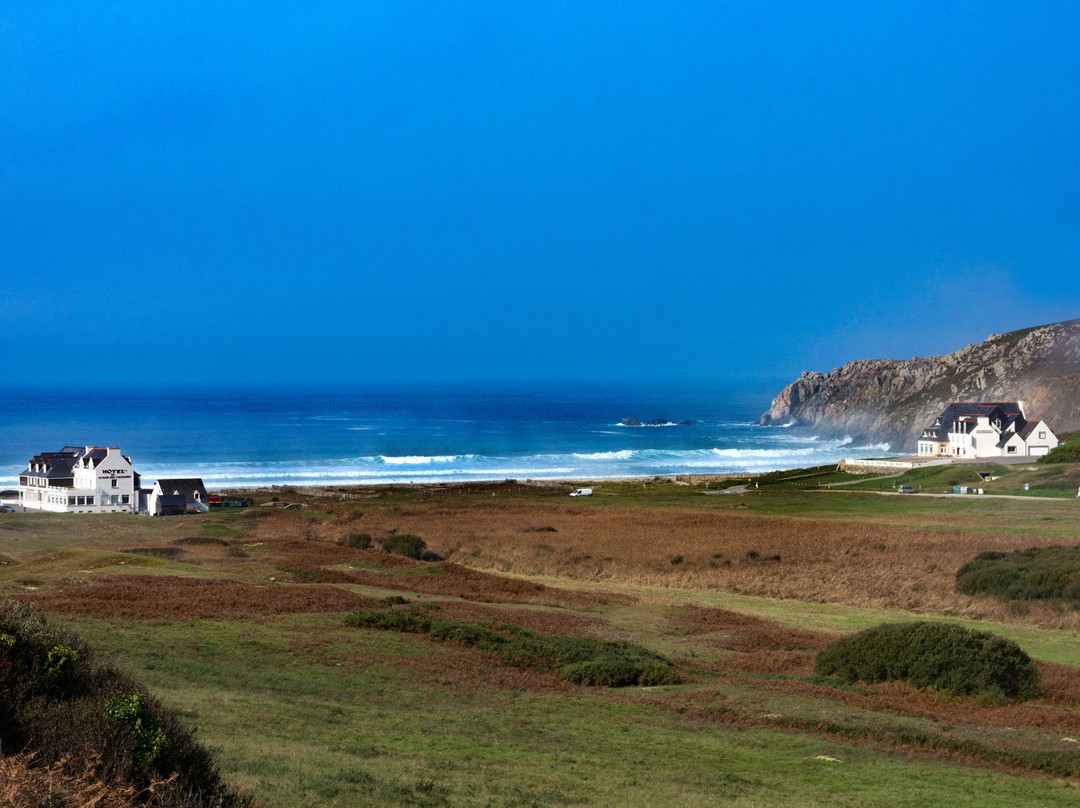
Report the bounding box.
[147,478,209,516]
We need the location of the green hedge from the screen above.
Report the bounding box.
[346,607,678,687]
[814,621,1040,701]
[956,545,1080,601]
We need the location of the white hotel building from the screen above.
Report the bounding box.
[18,446,140,514]
[916,401,1061,459]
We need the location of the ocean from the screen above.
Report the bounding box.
[0,384,891,490]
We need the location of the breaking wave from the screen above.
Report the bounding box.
[379,454,474,465]
[120,433,885,490]
[572,450,635,460]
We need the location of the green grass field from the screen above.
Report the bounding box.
[61,613,1080,808]
[5,477,1080,806]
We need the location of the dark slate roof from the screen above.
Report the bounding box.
[1018,420,1043,440]
[81,448,108,468]
[921,402,1027,440]
[22,446,128,479]
[996,431,1022,448]
[23,449,81,479]
[155,478,208,502]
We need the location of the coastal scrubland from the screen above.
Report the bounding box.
[2,474,1080,806]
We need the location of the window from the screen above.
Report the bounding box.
[1039,432,1046,439]
[121,494,129,504]
[111,478,118,488]
[86,496,94,505]
[68,496,76,505]
[1007,446,1017,454]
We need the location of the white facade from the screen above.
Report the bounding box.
[947,416,1060,459]
[18,446,139,514]
[917,402,1061,460]
[147,478,209,516]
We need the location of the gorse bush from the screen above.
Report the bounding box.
[383,534,427,559]
[814,621,1040,702]
[956,545,1080,601]
[346,607,678,687]
[0,599,249,807]
[106,693,172,777]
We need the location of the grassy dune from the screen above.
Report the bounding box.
[2,478,1080,805]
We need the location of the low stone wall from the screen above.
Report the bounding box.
[842,457,950,473]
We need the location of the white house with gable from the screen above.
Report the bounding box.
[147,478,210,516]
[917,401,1060,459]
[18,446,140,513]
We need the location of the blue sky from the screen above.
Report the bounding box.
[2,2,1079,387]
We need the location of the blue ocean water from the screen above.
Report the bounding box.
[0,384,891,489]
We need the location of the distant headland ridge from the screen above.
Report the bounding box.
[759,318,1080,453]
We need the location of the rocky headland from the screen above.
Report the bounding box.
[759,319,1080,453]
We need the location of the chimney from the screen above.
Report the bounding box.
[1017,400,1025,416]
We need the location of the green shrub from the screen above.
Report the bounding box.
[814,621,1040,701]
[956,545,1080,601]
[383,533,427,559]
[346,607,678,687]
[44,645,79,694]
[0,599,249,806]
[344,532,373,550]
[345,607,433,633]
[124,547,185,560]
[429,622,504,647]
[106,692,171,776]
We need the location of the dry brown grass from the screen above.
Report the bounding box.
[265,537,634,609]
[20,574,374,620]
[673,606,836,652]
[0,753,172,808]
[328,501,1080,628]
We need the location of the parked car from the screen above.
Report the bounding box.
[0,505,16,513]
[569,488,593,497]
[897,485,917,494]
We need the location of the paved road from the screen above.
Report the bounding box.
[875,490,1068,502]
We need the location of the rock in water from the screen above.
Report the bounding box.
[759,319,1080,452]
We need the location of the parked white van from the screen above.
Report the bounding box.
[569,488,593,497]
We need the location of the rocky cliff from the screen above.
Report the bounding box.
[759,319,1080,452]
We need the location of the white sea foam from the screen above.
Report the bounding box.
[132,433,881,488]
[127,431,889,490]
[379,455,470,465]
[572,450,635,460]
[710,447,819,459]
